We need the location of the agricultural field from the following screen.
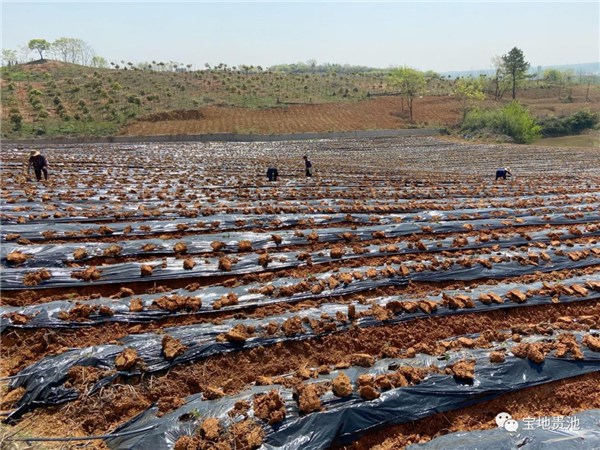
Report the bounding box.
[1,135,600,449]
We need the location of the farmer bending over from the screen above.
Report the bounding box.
[28,150,49,182]
[495,167,511,181]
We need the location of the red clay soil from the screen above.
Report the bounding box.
[119,96,461,136]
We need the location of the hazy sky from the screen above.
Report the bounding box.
[2,1,598,72]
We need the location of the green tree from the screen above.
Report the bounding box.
[501,47,530,99]
[389,66,426,121]
[453,77,486,121]
[28,39,51,60]
[91,56,108,68]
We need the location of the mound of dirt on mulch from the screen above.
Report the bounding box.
[129,298,144,312]
[71,266,101,281]
[103,244,123,257]
[2,312,32,325]
[282,316,305,336]
[23,269,51,286]
[213,292,239,309]
[332,372,353,397]
[7,251,31,265]
[114,348,139,370]
[183,258,196,270]
[57,302,98,321]
[296,383,322,414]
[223,324,252,342]
[153,295,201,312]
[199,417,221,440]
[358,375,380,400]
[162,334,188,360]
[73,248,88,260]
[253,389,286,424]
[450,359,476,382]
[582,334,600,351]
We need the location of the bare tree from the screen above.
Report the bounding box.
[50,37,95,65]
[18,44,31,62]
[52,37,72,61]
[490,56,504,100]
[78,40,95,65]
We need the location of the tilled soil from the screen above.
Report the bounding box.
[1,136,599,450]
[117,88,598,136]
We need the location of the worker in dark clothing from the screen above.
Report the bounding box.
[266,167,279,182]
[495,167,512,180]
[303,155,313,177]
[28,150,49,181]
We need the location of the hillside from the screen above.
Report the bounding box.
[1,60,599,139]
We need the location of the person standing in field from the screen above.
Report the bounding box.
[28,150,49,182]
[303,155,313,177]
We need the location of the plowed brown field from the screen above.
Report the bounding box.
[120,86,600,136]
[119,96,456,136]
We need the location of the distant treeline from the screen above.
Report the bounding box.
[268,61,381,74]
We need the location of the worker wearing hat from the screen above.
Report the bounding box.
[27,150,49,182]
[495,167,512,180]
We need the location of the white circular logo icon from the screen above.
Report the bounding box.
[504,419,519,432]
[495,412,512,428]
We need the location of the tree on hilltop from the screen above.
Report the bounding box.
[28,39,50,60]
[501,47,530,99]
[51,37,95,65]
